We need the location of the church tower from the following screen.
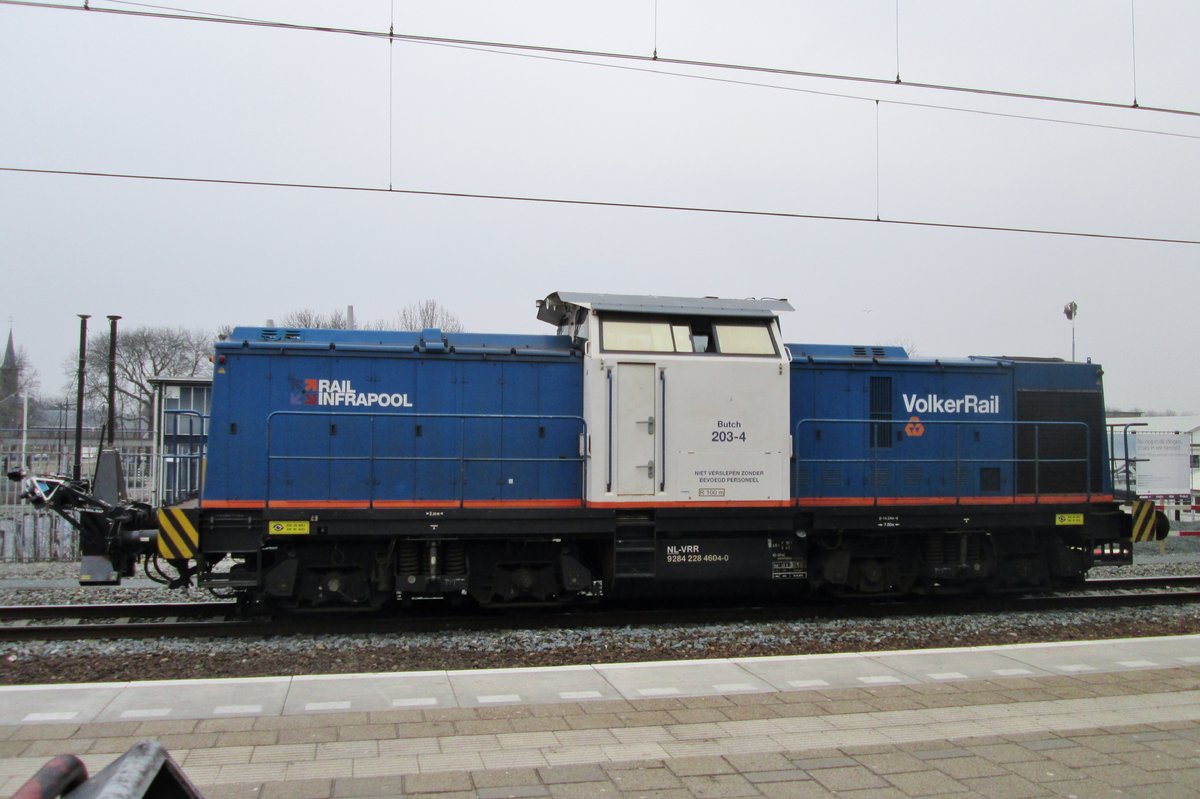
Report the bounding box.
[1,329,20,429]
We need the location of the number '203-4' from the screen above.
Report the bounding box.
[712,430,747,442]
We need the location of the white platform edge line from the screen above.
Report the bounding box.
[595,658,736,671]
[448,664,598,677]
[292,670,449,682]
[101,676,292,689]
[0,682,132,693]
[735,633,1200,664]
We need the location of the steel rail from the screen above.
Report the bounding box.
[2,579,1200,643]
[0,602,238,622]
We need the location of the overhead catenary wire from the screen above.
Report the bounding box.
[1130,0,1140,108]
[3,2,1197,248]
[875,100,881,222]
[652,0,658,60]
[4,0,1198,144]
[103,0,265,23]
[6,0,1199,162]
[2,165,1197,247]
[894,0,902,83]
[423,40,1200,143]
[4,0,1200,121]
[388,0,394,191]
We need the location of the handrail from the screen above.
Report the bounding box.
[1106,421,1148,501]
[265,410,588,507]
[158,409,208,508]
[606,370,613,493]
[792,417,1095,504]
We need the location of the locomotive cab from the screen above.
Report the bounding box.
[537,293,803,594]
[537,292,793,507]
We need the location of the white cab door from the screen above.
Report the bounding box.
[615,363,656,496]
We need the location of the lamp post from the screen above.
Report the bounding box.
[20,393,28,476]
[74,314,90,480]
[1063,302,1078,361]
[1,389,33,491]
[106,315,121,447]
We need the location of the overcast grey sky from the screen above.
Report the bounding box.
[2,0,1198,411]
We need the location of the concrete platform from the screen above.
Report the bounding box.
[2,636,1199,797]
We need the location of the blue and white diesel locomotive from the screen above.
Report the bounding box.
[35,292,1136,609]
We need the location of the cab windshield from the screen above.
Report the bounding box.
[600,317,777,356]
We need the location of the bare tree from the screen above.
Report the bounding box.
[279,308,349,329]
[75,327,213,432]
[14,346,39,397]
[391,300,465,332]
[227,300,464,338]
[889,338,919,358]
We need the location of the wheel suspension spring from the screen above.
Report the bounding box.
[398,541,420,575]
[443,541,466,576]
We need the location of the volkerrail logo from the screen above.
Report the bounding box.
[902,394,1000,415]
[293,379,413,408]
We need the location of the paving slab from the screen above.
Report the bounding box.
[0,681,128,725]
[738,652,916,691]
[866,648,1053,683]
[285,671,452,715]
[449,665,622,707]
[96,677,291,722]
[595,659,777,701]
[999,639,1189,677]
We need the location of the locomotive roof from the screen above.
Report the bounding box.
[220,326,575,357]
[785,345,1098,372]
[537,292,793,327]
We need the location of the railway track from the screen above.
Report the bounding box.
[1080,575,1200,591]
[2,574,1200,643]
[0,601,238,622]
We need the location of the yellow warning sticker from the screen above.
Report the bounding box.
[1055,513,1084,526]
[268,520,311,535]
[157,507,199,560]
[1130,499,1157,542]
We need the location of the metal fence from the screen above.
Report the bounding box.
[0,435,154,562]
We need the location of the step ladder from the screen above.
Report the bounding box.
[613,515,656,578]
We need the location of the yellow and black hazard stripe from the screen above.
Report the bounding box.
[157,507,199,560]
[1130,499,1159,542]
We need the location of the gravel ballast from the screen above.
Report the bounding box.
[2,538,1198,686]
